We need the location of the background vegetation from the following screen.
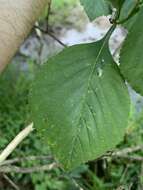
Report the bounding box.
[0,0,143,189]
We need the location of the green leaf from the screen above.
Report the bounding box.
[108,0,124,8]
[30,33,130,170]
[80,0,111,21]
[120,7,143,95]
[120,0,139,30]
[120,0,135,18]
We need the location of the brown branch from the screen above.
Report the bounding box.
[46,0,52,30]
[103,145,143,162]
[115,155,143,162]
[1,155,53,166]
[2,145,142,167]
[112,145,143,156]
[3,174,20,190]
[0,123,34,165]
[0,163,57,174]
[35,25,67,47]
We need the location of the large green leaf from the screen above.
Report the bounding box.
[120,7,143,95]
[80,0,111,21]
[30,32,130,170]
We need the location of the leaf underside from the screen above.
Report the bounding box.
[80,0,111,21]
[120,7,143,95]
[30,36,130,170]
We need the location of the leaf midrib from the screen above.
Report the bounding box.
[68,30,112,167]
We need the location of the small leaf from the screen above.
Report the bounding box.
[120,0,139,30]
[30,32,130,170]
[120,7,143,95]
[108,0,124,8]
[80,0,111,21]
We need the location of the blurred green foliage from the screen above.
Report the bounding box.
[40,0,78,27]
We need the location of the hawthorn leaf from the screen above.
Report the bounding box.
[80,0,111,21]
[120,7,143,95]
[30,33,130,170]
